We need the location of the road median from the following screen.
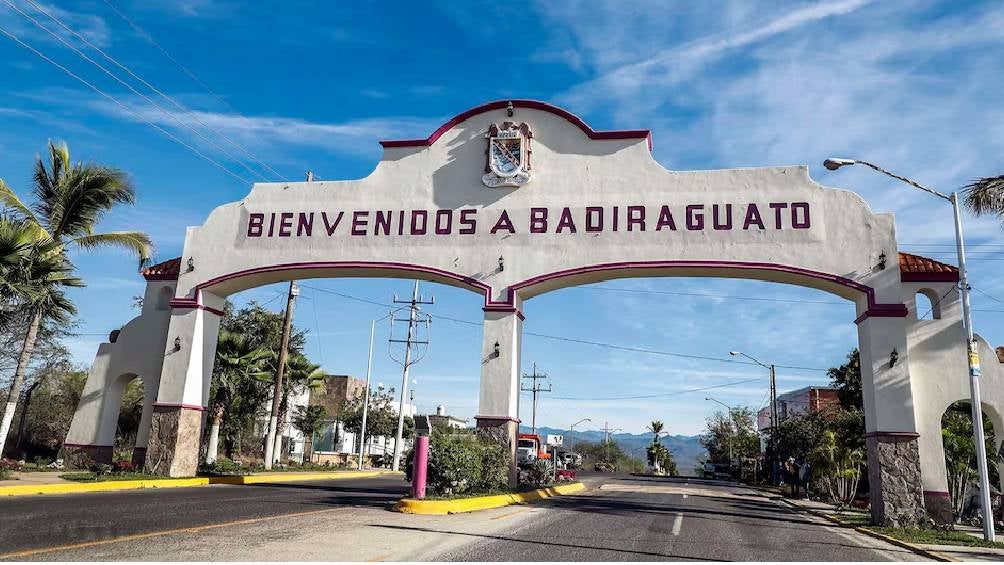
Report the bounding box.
[0,469,401,497]
[394,481,585,515]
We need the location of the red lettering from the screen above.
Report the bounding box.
[322,211,344,235]
[556,207,577,233]
[530,207,548,234]
[769,203,788,229]
[351,211,368,236]
[743,204,765,230]
[627,205,646,231]
[686,205,704,230]
[459,209,477,235]
[655,206,676,231]
[712,204,732,230]
[490,210,516,235]
[247,213,264,237]
[585,207,604,232]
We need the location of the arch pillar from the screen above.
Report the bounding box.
[474,301,523,486]
[144,295,223,477]
[857,314,926,527]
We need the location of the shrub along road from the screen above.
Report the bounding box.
[0,473,930,561]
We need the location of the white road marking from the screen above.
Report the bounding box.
[671,513,683,536]
[682,494,688,499]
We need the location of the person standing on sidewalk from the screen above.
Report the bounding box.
[798,459,812,499]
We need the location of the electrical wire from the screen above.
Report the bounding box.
[100,0,286,174]
[550,376,766,401]
[6,0,270,182]
[0,22,251,186]
[22,0,286,181]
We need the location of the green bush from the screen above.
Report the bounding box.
[419,431,509,496]
[199,458,251,476]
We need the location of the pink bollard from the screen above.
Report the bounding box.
[412,435,429,499]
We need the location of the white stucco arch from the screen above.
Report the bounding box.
[62,100,1003,527]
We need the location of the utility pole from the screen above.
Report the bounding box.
[264,279,298,469]
[390,281,433,472]
[601,421,620,463]
[520,363,550,436]
[264,171,313,469]
[769,364,779,485]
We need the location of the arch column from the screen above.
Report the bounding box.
[857,313,926,527]
[474,301,523,486]
[144,295,223,477]
[131,388,155,467]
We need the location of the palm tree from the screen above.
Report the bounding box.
[206,330,271,464]
[646,420,665,443]
[266,353,325,463]
[963,175,1004,225]
[0,141,151,457]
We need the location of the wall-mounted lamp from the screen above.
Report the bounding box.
[493,341,500,358]
[889,348,899,368]
[506,101,514,117]
[186,257,195,272]
[498,255,504,272]
[173,337,182,351]
[877,252,887,270]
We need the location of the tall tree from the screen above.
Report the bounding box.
[292,404,327,463]
[963,175,1004,226]
[827,348,862,410]
[206,330,270,464]
[268,353,325,463]
[0,214,84,456]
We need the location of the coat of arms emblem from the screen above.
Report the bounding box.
[483,122,532,188]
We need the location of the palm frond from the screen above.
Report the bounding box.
[0,179,44,229]
[71,231,153,264]
[963,175,1004,219]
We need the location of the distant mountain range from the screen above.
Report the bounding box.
[519,426,707,474]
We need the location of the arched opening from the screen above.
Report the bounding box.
[940,400,999,524]
[202,276,482,471]
[915,288,941,320]
[114,375,144,468]
[518,275,860,485]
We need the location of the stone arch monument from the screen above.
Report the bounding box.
[63,100,1003,526]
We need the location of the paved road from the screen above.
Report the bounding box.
[0,475,409,557]
[0,473,928,561]
[440,475,925,562]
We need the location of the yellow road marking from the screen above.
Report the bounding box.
[0,506,350,560]
[366,554,392,562]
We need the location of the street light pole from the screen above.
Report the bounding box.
[731,350,780,485]
[706,397,735,463]
[824,157,995,542]
[568,418,591,453]
[357,314,391,471]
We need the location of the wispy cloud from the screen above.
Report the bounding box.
[0,1,111,49]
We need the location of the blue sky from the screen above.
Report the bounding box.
[1,0,1002,435]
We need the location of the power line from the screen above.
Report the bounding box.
[577,285,845,305]
[550,376,766,401]
[100,0,283,166]
[21,0,286,181]
[0,22,250,186]
[6,0,270,182]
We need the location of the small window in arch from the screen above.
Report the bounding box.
[156,286,174,311]
[916,289,941,320]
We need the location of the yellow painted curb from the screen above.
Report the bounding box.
[394,481,585,515]
[0,477,209,497]
[0,470,401,497]
[209,470,399,485]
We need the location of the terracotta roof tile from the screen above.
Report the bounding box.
[899,252,959,282]
[141,257,181,281]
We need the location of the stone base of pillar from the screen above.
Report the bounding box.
[475,416,519,487]
[62,443,113,465]
[131,447,147,468]
[866,434,926,527]
[923,491,953,525]
[144,405,204,477]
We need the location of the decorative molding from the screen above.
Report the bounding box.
[153,402,208,412]
[864,431,920,439]
[380,99,652,152]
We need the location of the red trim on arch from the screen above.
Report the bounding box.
[63,442,113,449]
[864,431,920,439]
[169,298,225,317]
[379,99,652,152]
[474,415,521,424]
[180,259,902,326]
[153,402,208,411]
[503,260,906,324]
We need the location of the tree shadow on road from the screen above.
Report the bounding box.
[367,523,721,561]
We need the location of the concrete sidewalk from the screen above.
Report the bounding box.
[779,494,1004,562]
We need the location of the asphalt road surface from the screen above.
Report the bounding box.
[0,473,928,561]
[0,475,410,557]
[437,475,926,562]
